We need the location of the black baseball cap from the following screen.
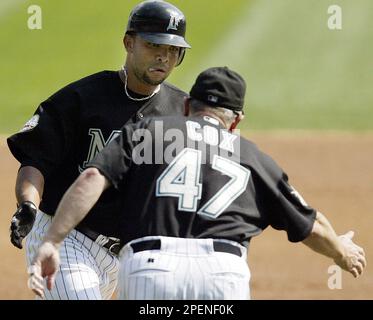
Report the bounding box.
[189,67,246,112]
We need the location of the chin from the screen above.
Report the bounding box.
[144,73,167,86]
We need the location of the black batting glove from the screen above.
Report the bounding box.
[10,201,37,249]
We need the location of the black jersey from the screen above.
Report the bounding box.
[7,71,187,236]
[89,115,316,247]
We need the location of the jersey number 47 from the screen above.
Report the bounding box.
[156,148,251,219]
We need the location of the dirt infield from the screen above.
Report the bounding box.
[0,132,372,300]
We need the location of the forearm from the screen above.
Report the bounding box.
[43,168,108,246]
[302,211,345,261]
[16,166,44,207]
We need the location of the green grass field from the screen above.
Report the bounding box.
[1,0,372,133]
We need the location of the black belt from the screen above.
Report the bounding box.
[131,239,242,257]
[75,225,122,256]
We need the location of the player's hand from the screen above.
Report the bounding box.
[29,241,60,298]
[10,201,37,249]
[334,231,367,278]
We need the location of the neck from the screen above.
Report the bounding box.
[124,65,159,96]
[191,111,228,129]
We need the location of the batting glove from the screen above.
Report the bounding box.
[10,201,37,249]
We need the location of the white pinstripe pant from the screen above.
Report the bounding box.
[26,211,119,300]
[117,236,251,300]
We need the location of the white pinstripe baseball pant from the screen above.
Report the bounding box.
[117,236,251,300]
[26,211,119,300]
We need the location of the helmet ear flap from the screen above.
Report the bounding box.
[176,48,186,67]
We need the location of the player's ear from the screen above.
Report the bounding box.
[184,97,190,116]
[229,112,244,131]
[123,34,135,53]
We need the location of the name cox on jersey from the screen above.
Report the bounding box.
[132,119,239,165]
[78,128,121,173]
[186,119,238,153]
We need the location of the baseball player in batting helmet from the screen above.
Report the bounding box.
[126,0,191,66]
[8,0,191,300]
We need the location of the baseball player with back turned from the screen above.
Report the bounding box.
[7,0,191,299]
[29,67,366,299]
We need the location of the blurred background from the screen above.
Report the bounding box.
[1,0,372,132]
[0,0,372,299]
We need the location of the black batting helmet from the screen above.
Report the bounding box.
[126,0,191,65]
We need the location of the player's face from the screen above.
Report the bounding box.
[127,35,180,86]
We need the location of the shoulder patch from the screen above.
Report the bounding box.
[290,185,309,207]
[20,114,40,132]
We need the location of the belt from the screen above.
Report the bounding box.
[131,239,242,257]
[75,225,122,256]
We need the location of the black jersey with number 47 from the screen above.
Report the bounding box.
[89,115,316,248]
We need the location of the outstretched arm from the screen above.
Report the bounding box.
[44,167,110,245]
[302,211,366,278]
[29,167,110,298]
